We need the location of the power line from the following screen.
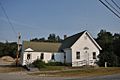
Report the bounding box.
[111,0,120,10]
[105,0,120,15]
[99,0,120,19]
[0,2,17,35]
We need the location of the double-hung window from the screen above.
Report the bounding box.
[27,54,31,60]
[40,53,44,60]
[93,52,96,59]
[76,52,80,59]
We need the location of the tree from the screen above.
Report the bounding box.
[97,30,113,52]
[56,36,62,42]
[113,33,120,57]
[30,34,63,42]
[96,30,119,67]
[0,42,17,58]
[48,34,56,42]
[47,34,63,42]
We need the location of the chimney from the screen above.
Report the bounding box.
[64,35,67,39]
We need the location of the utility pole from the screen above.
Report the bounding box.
[16,32,21,66]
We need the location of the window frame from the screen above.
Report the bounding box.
[51,54,55,60]
[27,54,31,60]
[76,52,80,59]
[93,52,96,59]
[40,53,44,60]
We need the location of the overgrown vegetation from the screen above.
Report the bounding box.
[32,59,67,69]
[0,41,17,58]
[46,61,64,66]
[32,59,46,69]
[96,30,120,67]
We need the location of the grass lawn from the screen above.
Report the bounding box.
[29,67,120,77]
[0,66,120,77]
[39,66,65,71]
[0,66,25,73]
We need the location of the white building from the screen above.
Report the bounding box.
[20,31,102,67]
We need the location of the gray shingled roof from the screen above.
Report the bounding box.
[23,41,62,52]
[23,31,86,52]
[60,31,85,49]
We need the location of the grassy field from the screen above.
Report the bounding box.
[38,66,65,71]
[0,66,120,77]
[29,67,120,77]
[0,66,25,73]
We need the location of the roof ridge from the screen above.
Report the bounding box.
[60,31,86,49]
[23,40,61,44]
[63,30,86,40]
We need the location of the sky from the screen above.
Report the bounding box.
[0,0,120,42]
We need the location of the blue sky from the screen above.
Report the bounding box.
[0,0,120,42]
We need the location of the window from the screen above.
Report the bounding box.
[64,53,66,59]
[93,52,96,59]
[40,53,44,60]
[76,52,80,59]
[64,52,66,63]
[51,54,55,60]
[27,54,31,60]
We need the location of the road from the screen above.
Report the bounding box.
[70,74,120,80]
[0,72,120,80]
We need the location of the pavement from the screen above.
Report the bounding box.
[69,74,120,80]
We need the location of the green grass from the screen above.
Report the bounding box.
[0,66,25,73]
[38,66,65,71]
[29,67,120,77]
[57,67,120,77]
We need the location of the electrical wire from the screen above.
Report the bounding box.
[105,0,120,15]
[111,0,120,10]
[99,0,120,19]
[0,2,17,35]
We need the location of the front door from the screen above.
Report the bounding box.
[84,50,89,65]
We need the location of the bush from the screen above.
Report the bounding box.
[64,63,72,66]
[46,61,64,66]
[32,59,46,69]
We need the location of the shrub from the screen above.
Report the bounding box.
[46,61,64,66]
[64,63,72,66]
[32,59,46,69]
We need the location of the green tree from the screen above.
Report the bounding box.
[0,42,17,58]
[30,34,63,42]
[96,30,119,67]
[48,34,56,42]
[113,33,120,57]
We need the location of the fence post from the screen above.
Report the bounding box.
[105,62,107,68]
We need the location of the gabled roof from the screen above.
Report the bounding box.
[85,31,102,50]
[60,31,85,49]
[60,30,102,50]
[23,41,62,52]
[22,30,102,52]
[25,48,34,52]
